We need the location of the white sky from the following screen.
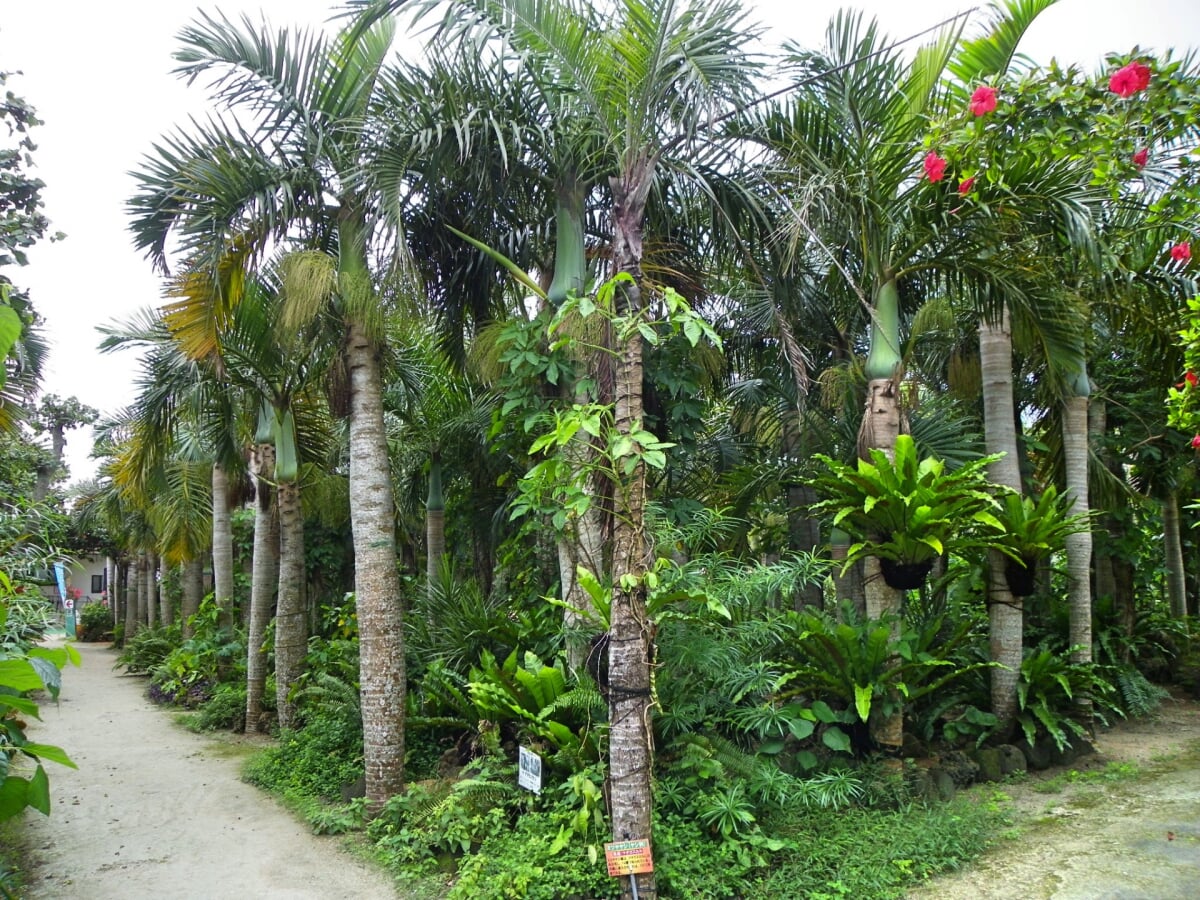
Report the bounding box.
[1,0,1199,484]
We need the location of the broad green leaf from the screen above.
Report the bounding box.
[787,717,815,740]
[21,744,76,772]
[822,727,852,754]
[0,659,44,693]
[810,700,838,724]
[26,765,50,815]
[0,776,29,822]
[854,684,873,723]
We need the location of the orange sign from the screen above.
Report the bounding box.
[604,839,654,876]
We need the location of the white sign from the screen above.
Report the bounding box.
[64,598,75,610]
[518,746,542,793]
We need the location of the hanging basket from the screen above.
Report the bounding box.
[1004,557,1038,597]
[880,558,934,590]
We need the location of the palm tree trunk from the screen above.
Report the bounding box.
[786,482,824,609]
[275,479,307,730]
[181,556,203,640]
[1063,383,1093,721]
[1164,491,1188,619]
[831,529,865,617]
[426,453,445,591]
[145,551,157,629]
[155,552,173,626]
[1062,390,1093,657]
[142,549,154,628]
[125,555,141,640]
[980,309,1023,727]
[212,462,235,627]
[559,457,605,672]
[346,311,407,809]
[606,165,657,899]
[246,442,278,733]
[859,276,905,751]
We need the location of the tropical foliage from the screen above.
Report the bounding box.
[8,0,1197,897]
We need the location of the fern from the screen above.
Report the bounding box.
[1114,665,1168,718]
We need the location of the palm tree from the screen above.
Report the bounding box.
[360,0,764,882]
[128,13,410,807]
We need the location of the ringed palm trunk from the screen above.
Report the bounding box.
[980,308,1023,727]
[246,442,278,732]
[1164,490,1188,619]
[608,165,656,900]
[212,462,236,626]
[141,551,154,629]
[860,276,905,751]
[181,556,204,640]
[343,218,406,807]
[156,552,173,626]
[145,551,157,629]
[275,478,307,730]
[1062,374,1093,722]
[125,554,141,639]
[426,453,445,592]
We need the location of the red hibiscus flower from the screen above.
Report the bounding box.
[1170,241,1191,263]
[957,176,975,196]
[1133,147,1149,168]
[1191,434,1200,450]
[923,151,947,183]
[1175,371,1198,389]
[1109,61,1151,97]
[969,85,998,116]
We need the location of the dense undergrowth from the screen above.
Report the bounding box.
[106,530,1198,899]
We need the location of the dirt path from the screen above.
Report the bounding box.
[18,640,399,899]
[909,693,1200,899]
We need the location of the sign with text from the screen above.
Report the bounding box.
[518,746,542,793]
[604,839,654,877]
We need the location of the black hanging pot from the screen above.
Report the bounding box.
[1004,556,1038,597]
[880,558,934,590]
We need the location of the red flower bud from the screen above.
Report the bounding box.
[957,176,975,196]
[1170,242,1192,263]
[1133,148,1149,168]
[1191,434,1200,450]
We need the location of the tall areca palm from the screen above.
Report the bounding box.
[362,0,762,883]
[129,13,410,806]
[750,12,972,746]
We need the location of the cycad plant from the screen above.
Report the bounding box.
[809,435,1004,589]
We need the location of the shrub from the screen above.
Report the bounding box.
[77,602,113,642]
[185,682,248,733]
[114,624,180,675]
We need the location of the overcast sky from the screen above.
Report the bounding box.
[2,0,1199,484]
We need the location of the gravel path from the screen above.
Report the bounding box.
[909,695,1200,899]
[18,640,399,899]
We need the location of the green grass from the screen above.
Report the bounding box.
[747,796,1007,899]
[0,816,30,899]
[1029,761,1141,794]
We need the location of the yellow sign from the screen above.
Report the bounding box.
[604,839,654,876]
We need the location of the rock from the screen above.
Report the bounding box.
[938,750,979,787]
[997,744,1027,776]
[1013,737,1048,770]
[930,768,957,802]
[972,747,1004,783]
